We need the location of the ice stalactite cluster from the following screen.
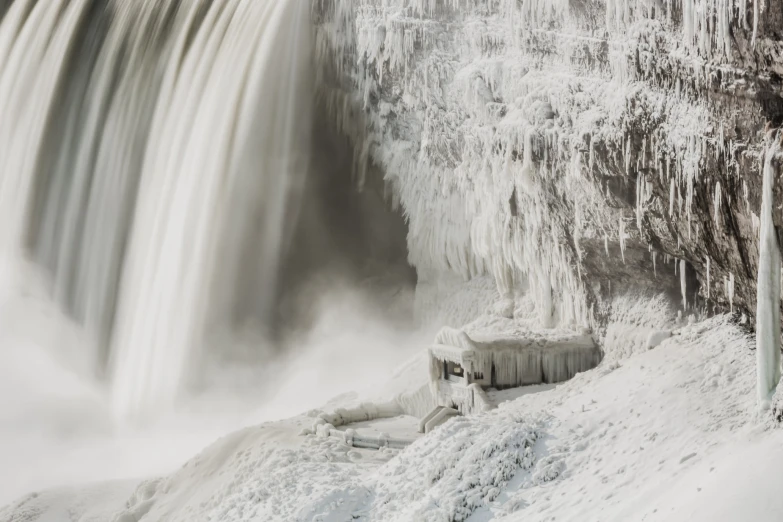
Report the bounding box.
[315,0,615,328]
[680,259,688,310]
[313,0,774,327]
[607,0,764,56]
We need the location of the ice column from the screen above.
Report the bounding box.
[756,139,781,405]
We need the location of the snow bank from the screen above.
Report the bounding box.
[7,312,779,522]
[101,409,539,522]
[601,291,678,359]
[485,314,760,521]
[632,431,783,522]
[0,481,137,522]
[355,410,541,522]
[109,418,357,522]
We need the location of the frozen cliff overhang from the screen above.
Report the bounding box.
[314,0,783,327]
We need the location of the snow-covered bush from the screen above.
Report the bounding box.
[368,410,540,521]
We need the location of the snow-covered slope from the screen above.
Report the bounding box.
[7,312,781,522]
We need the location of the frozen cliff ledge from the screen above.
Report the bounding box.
[314,0,783,326]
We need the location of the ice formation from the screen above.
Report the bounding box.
[713,181,722,226]
[313,0,767,333]
[680,259,687,310]
[727,272,735,313]
[755,138,781,405]
[428,327,601,414]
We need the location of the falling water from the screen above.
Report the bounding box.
[0,0,313,423]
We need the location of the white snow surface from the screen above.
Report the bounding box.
[8,312,783,522]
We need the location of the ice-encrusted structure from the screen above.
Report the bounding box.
[314,0,783,328]
[428,326,601,413]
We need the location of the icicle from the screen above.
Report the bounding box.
[604,234,609,257]
[678,179,683,215]
[683,0,695,45]
[539,272,555,329]
[619,217,626,264]
[680,259,687,310]
[706,256,711,299]
[752,0,759,47]
[571,149,582,179]
[574,202,582,261]
[740,0,749,30]
[520,128,535,192]
[653,251,658,276]
[756,138,781,404]
[713,181,721,227]
[669,178,675,216]
[589,138,595,173]
[636,172,644,232]
[743,180,749,213]
[728,272,735,313]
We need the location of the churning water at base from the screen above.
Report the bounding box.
[0,0,313,423]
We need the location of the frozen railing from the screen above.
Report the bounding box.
[319,425,414,450]
[468,383,494,413]
[314,402,403,427]
[302,401,416,450]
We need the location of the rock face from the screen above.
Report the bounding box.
[314,0,783,327]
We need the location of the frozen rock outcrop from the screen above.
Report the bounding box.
[314,0,783,328]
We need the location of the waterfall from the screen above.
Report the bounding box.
[0,0,313,423]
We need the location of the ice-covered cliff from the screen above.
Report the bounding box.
[314,0,783,327]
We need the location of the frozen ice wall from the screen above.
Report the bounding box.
[314,0,783,327]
